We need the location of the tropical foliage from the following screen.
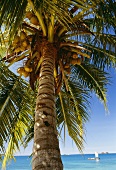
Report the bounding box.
[0,0,116,169]
[0,63,35,166]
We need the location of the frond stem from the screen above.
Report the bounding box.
[0,80,19,116]
[60,42,91,53]
[28,0,47,36]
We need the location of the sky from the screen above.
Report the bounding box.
[15,68,116,156]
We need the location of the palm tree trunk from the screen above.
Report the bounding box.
[32,41,63,170]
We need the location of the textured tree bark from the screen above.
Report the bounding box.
[32,41,63,170]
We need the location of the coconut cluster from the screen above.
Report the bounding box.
[26,11,39,25]
[11,29,35,78]
[17,62,33,78]
[12,31,32,53]
[63,51,82,74]
[16,11,40,78]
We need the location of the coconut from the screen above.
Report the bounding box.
[20,31,27,40]
[26,44,31,50]
[22,71,30,78]
[17,67,25,75]
[30,16,39,25]
[24,66,32,72]
[71,59,77,65]
[27,35,33,42]
[26,11,33,19]
[72,53,78,59]
[22,40,29,48]
[12,42,19,48]
[13,35,20,44]
[14,47,21,53]
[71,58,81,65]
[20,45,26,52]
[76,58,81,65]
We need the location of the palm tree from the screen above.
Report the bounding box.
[0,0,116,169]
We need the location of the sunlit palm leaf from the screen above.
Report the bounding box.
[0,63,35,167]
[0,0,28,40]
[56,77,90,151]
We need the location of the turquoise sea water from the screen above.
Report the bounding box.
[0,153,116,170]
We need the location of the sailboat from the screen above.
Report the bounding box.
[88,152,100,161]
[95,152,100,161]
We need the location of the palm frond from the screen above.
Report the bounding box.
[0,63,35,167]
[56,75,90,151]
[0,0,27,40]
[83,43,116,69]
[22,121,34,148]
[67,31,116,69]
[71,63,110,109]
[93,0,116,32]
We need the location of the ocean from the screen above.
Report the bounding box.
[0,153,116,170]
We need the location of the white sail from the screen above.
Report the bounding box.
[88,152,100,161]
[95,152,99,158]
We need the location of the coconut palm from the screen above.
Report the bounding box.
[0,0,116,169]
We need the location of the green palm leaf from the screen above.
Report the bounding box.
[56,73,90,151]
[0,63,35,167]
[72,63,109,108]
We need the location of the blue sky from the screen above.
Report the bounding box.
[59,69,116,155]
[15,68,116,156]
